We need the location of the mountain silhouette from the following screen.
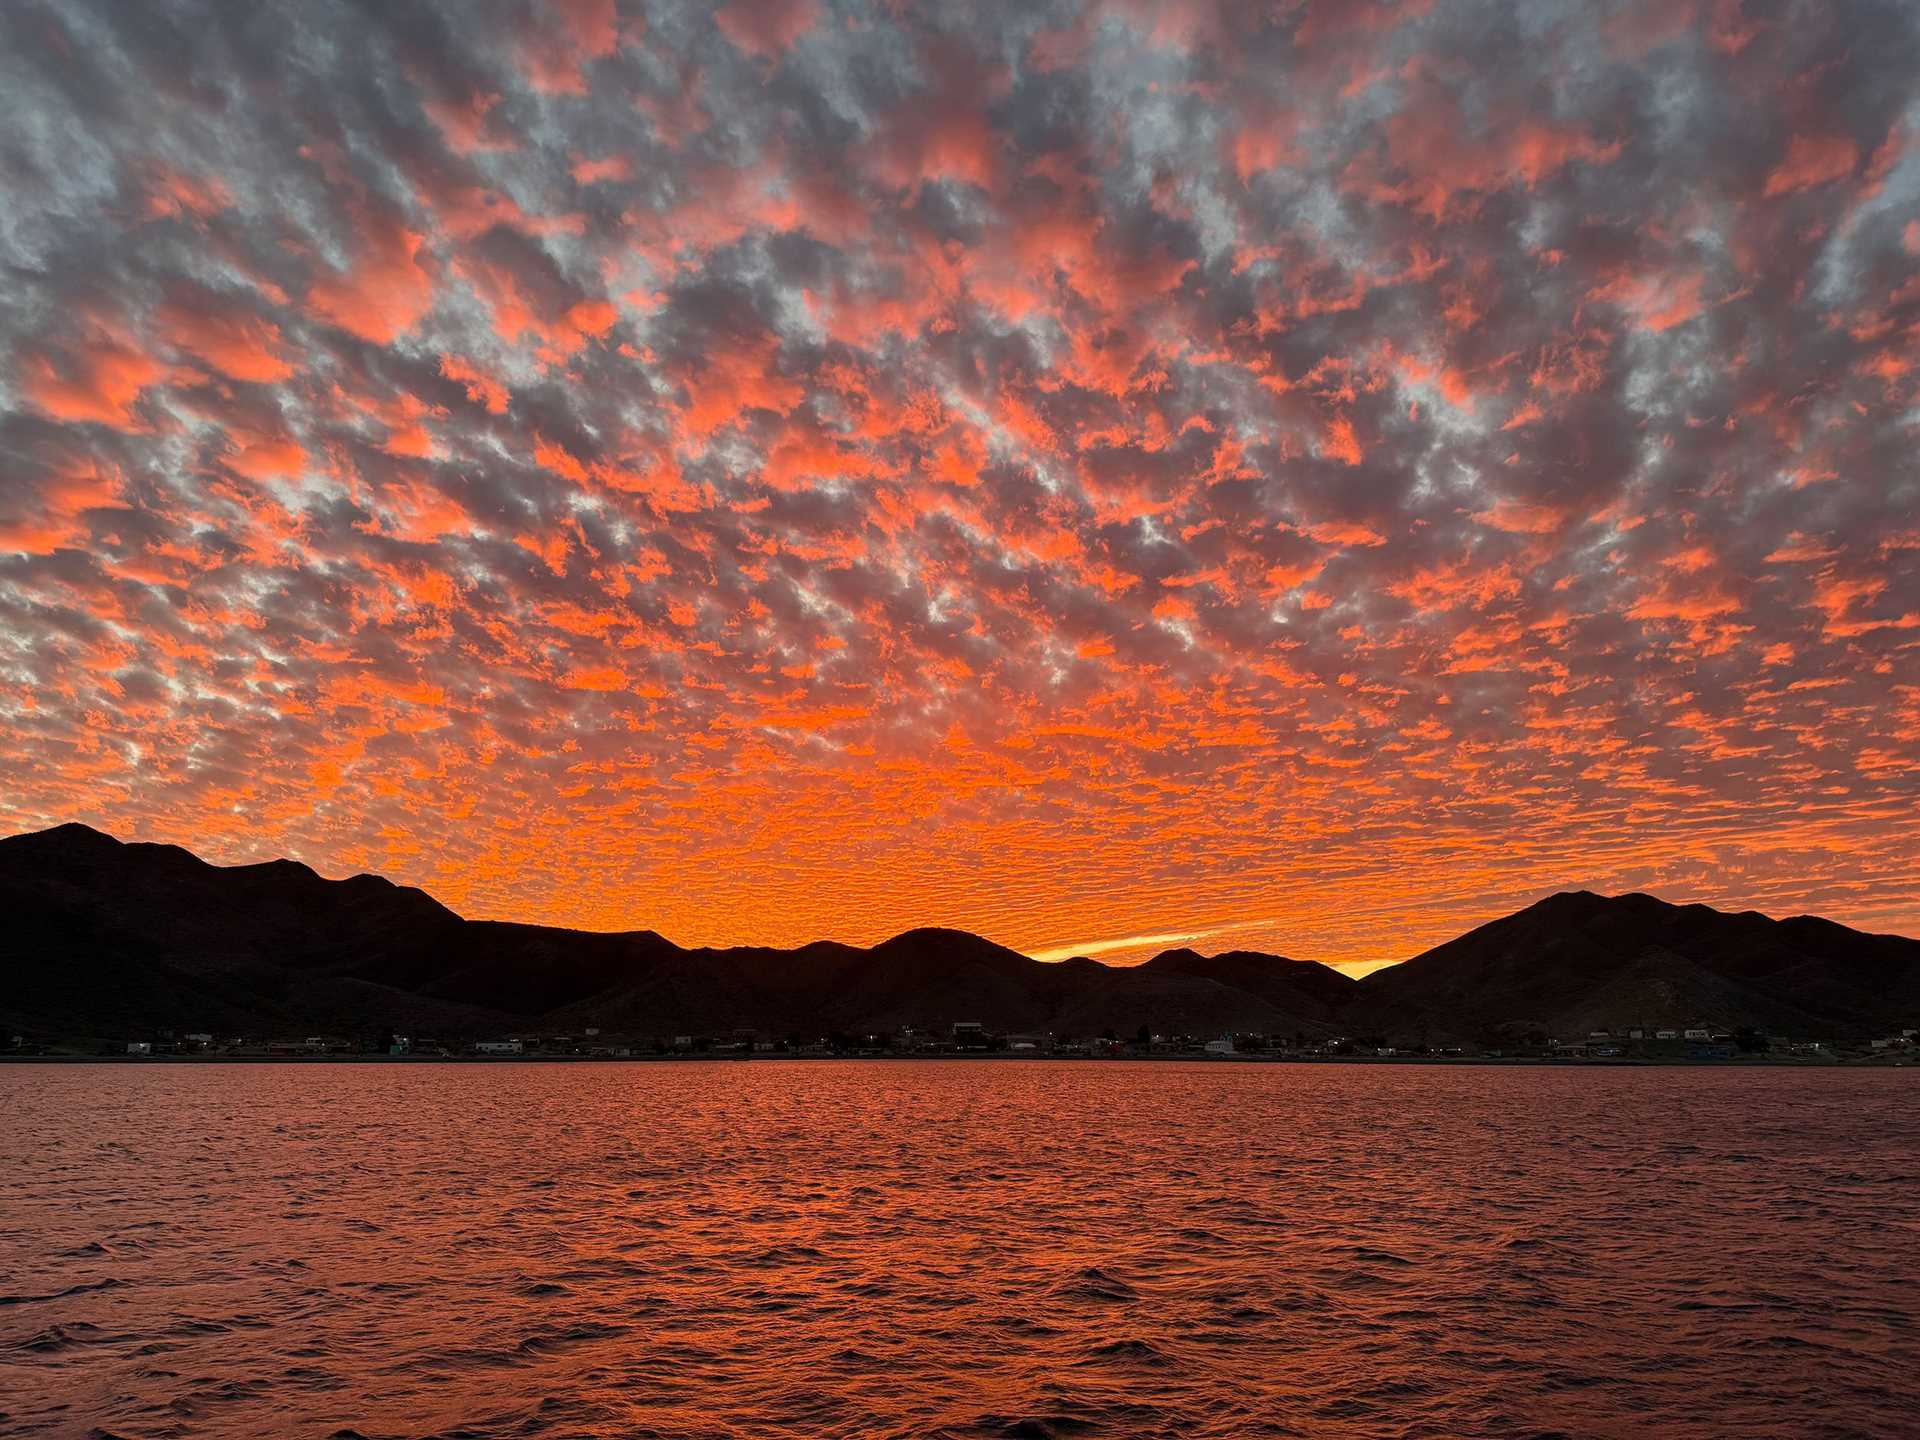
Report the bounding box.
[2,824,1914,1047]
[1366,889,1920,1042]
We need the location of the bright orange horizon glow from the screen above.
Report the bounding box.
[2,2,1917,972]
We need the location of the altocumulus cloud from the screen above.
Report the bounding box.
[1,0,1917,966]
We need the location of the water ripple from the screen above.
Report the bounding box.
[1,1062,1917,1438]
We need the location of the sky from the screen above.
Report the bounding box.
[1,0,1916,974]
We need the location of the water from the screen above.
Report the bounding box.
[1,1062,1915,1439]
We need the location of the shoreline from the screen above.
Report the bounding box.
[1,1052,1904,1068]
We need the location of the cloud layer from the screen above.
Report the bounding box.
[2,0,1916,967]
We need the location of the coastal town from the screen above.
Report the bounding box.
[12,1020,1916,1064]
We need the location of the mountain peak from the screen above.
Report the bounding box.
[1366,885,1920,1040]
[1148,946,1208,966]
[876,925,1016,952]
[3,821,121,850]
[3,826,1913,1046]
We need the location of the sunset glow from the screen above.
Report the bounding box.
[2,0,1917,968]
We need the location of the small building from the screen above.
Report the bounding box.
[1655,1029,1678,1040]
[125,1041,151,1055]
[1204,1036,1236,1056]
[475,1039,524,1056]
[1683,1027,1712,1042]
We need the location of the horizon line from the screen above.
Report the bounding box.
[8,821,1918,970]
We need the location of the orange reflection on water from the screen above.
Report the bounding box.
[4,1061,1918,1438]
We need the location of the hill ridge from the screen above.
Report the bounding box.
[2,824,1915,1048]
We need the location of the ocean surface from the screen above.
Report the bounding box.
[1,1062,1916,1440]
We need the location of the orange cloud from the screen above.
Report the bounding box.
[20,336,165,429]
[1322,414,1363,466]
[306,207,434,344]
[4,0,1918,975]
[1762,134,1859,197]
[157,296,295,384]
[715,0,818,58]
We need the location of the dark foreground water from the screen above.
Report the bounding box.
[1,1063,1916,1439]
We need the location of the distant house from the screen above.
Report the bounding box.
[125,1041,151,1055]
[475,1039,524,1055]
[1683,1027,1712,1041]
[1203,1036,1235,1056]
[1656,1028,1679,1040]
